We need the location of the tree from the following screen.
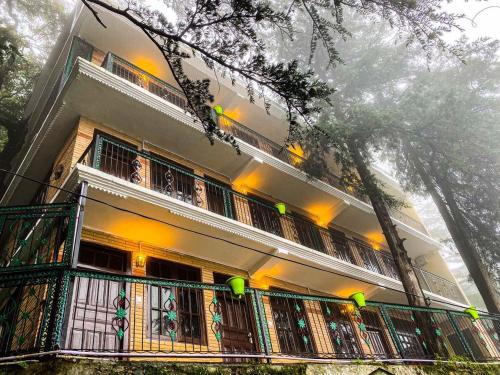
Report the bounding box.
[0,27,39,190]
[0,0,71,194]
[384,39,500,313]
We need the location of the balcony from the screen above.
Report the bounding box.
[73,134,464,304]
[63,40,426,235]
[0,266,497,362]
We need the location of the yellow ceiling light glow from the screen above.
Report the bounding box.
[108,218,174,248]
[132,56,161,77]
[336,287,366,299]
[233,173,261,191]
[306,203,334,227]
[223,107,243,122]
[287,143,304,166]
[365,231,385,250]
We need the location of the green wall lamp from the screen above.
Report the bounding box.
[226,276,245,299]
[275,202,287,216]
[349,291,366,309]
[464,306,480,321]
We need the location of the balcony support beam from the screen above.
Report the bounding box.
[230,157,263,187]
[248,248,286,279]
[71,181,88,268]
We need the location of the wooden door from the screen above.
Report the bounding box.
[217,292,257,358]
[65,245,128,352]
[66,276,127,351]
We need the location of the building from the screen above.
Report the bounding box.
[0,2,498,364]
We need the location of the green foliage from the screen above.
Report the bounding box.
[0,26,38,152]
[0,0,71,185]
[385,38,500,289]
[422,356,499,375]
[276,9,500,303]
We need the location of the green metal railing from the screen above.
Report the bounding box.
[0,268,497,362]
[0,270,60,357]
[80,135,399,276]
[0,204,77,271]
[101,52,187,109]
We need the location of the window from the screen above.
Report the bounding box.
[353,240,383,274]
[78,244,127,272]
[392,317,426,358]
[95,132,138,183]
[360,310,392,358]
[146,258,205,344]
[321,302,361,358]
[269,290,316,355]
[205,177,232,217]
[292,214,325,253]
[329,229,355,264]
[247,195,283,236]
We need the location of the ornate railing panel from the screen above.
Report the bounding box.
[62,270,263,356]
[0,271,58,357]
[0,204,77,271]
[448,311,500,361]
[413,268,466,305]
[80,136,394,271]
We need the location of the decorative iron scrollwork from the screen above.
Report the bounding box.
[112,288,130,341]
[209,291,223,344]
[130,158,142,184]
[164,288,178,345]
[353,308,371,347]
[164,168,174,195]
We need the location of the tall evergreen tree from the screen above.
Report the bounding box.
[384,39,500,313]
[0,0,71,193]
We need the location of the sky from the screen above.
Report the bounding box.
[444,0,500,41]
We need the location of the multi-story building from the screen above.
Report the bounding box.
[0,2,498,364]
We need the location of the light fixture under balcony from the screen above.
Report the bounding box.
[135,254,146,268]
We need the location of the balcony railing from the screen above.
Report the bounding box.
[101,53,187,110]
[414,268,466,304]
[92,50,427,232]
[75,135,466,304]
[0,204,77,271]
[0,268,497,362]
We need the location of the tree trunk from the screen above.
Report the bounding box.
[409,149,500,314]
[0,116,28,198]
[348,139,447,357]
